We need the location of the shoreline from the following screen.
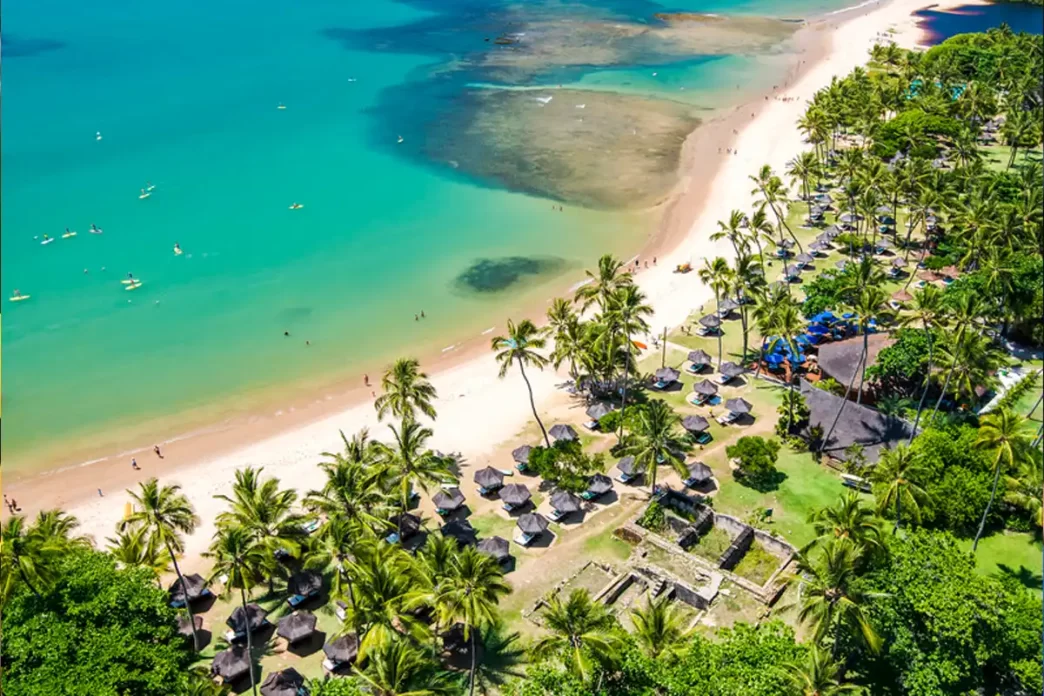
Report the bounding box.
[3,0,956,558]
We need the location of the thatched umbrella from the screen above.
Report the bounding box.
[682,415,710,433]
[839,212,862,223]
[433,487,466,512]
[686,462,713,484]
[940,265,960,278]
[796,252,814,265]
[875,205,892,215]
[777,238,795,249]
[260,668,305,696]
[517,513,549,535]
[323,634,360,666]
[512,445,533,464]
[389,512,422,538]
[550,490,582,514]
[227,603,268,635]
[809,240,829,253]
[586,474,614,497]
[698,314,722,329]
[586,402,613,420]
[276,612,317,644]
[822,224,842,239]
[693,379,718,397]
[784,265,803,277]
[476,536,511,563]
[725,397,753,415]
[287,570,322,598]
[168,573,208,605]
[917,270,941,282]
[654,367,680,384]
[177,614,203,639]
[499,483,531,508]
[892,289,913,303]
[617,456,639,477]
[719,362,744,379]
[718,297,740,313]
[474,466,505,490]
[212,646,251,682]
[549,424,578,442]
[441,518,478,547]
[891,257,907,268]
[687,349,712,367]
[875,237,892,249]
[835,259,851,270]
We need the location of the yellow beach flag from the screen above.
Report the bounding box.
[124,502,133,520]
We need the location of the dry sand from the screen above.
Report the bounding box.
[4,0,971,562]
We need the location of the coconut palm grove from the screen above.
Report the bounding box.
[3,27,1043,696]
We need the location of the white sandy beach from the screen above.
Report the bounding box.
[40,0,968,560]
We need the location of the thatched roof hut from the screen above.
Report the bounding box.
[260,668,306,696]
[719,362,745,379]
[686,462,713,483]
[169,573,208,605]
[688,349,712,366]
[227,603,268,634]
[433,487,466,512]
[499,483,531,507]
[587,474,614,496]
[276,612,317,644]
[477,536,511,563]
[288,570,322,598]
[549,424,578,442]
[517,513,549,535]
[474,466,505,489]
[724,397,752,415]
[699,314,722,329]
[617,456,638,476]
[693,379,718,396]
[323,634,360,665]
[512,445,533,464]
[212,646,251,682]
[441,519,478,547]
[550,490,581,514]
[682,415,710,433]
[816,334,895,387]
[654,367,680,384]
[586,402,613,420]
[799,379,915,463]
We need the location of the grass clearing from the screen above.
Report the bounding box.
[958,531,1042,594]
[689,526,733,563]
[732,541,780,586]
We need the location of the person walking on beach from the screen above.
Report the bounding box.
[154,445,163,459]
[4,494,13,513]
[131,458,140,470]
[364,374,370,387]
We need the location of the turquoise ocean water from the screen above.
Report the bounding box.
[2,0,846,472]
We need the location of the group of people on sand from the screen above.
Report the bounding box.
[4,495,21,514]
[631,256,656,271]
[415,310,426,321]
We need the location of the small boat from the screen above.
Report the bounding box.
[9,294,31,302]
[146,183,156,192]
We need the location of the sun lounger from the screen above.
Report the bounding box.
[514,531,536,547]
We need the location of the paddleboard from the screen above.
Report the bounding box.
[174,248,183,256]
[125,282,143,291]
[9,295,31,302]
[139,193,151,200]
[41,238,55,245]
[288,204,304,210]
[62,232,77,239]
[120,279,137,284]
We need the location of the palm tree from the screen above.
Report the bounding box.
[344,541,429,657]
[434,546,511,696]
[0,515,64,605]
[605,285,653,442]
[205,525,270,696]
[766,300,805,424]
[187,667,230,696]
[492,319,552,447]
[934,331,1006,413]
[626,400,688,494]
[787,151,820,203]
[305,436,392,534]
[470,621,526,696]
[531,589,622,682]
[629,593,692,658]
[549,311,588,386]
[1004,459,1043,529]
[574,254,632,312]
[747,205,776,275]
[712,210,753,260]
[789,538,881,656]
[31,509,92,547]
[122,478,201,649]
[870,444,929,532]
[928,293,984,421]
[806,491,884,559]
[785,645,865,695]
[215,467,308,579]
[354,637,459,696]
[698,257,734,366]
[750,165,804,256]
[375,357,438,423]
[732,253,764,361]
[383,419,455,525]
[901,286,947,440]
[972,409,1033,552]
[106,524,171,581]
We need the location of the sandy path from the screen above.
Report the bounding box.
[12,0,960,562]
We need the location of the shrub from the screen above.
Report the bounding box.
[637,501,667,532]
[727,436,781,486]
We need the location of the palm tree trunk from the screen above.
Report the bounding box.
[240,584,258,696]
[618,332,633,446]
[165,540,200,651]
[518,358,551,447]
[469,629,478,696]
[820,350,866,455]
[972,456,1005,553]
[894,488,902,533]
[739,304,750,363]
[714,292,723,366]
[16,563,42,597]
[855,332,869,405]
[908,326,935,443]
[929,356,958,423]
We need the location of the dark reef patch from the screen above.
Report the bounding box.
[2,35,66,58]
[455,256,570,293]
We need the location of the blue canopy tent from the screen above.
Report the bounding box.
[807,324,831,335]
[810,311,836,325]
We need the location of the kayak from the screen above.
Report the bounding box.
[125,282,143,291]
[9,295,31,302]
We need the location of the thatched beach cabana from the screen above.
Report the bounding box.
[276,612,317,645]
[260,668,306,696]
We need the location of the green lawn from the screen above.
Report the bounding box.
[981,144,1043,173]
[958,531,1042,594]
[732,540,781,586]
[689,526,733,562]
[710,446,858,550]
[581,524,634,563]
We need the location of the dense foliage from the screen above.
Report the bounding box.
[866,328,933,397]
[727,436,781,485]
[1,550,193,696]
